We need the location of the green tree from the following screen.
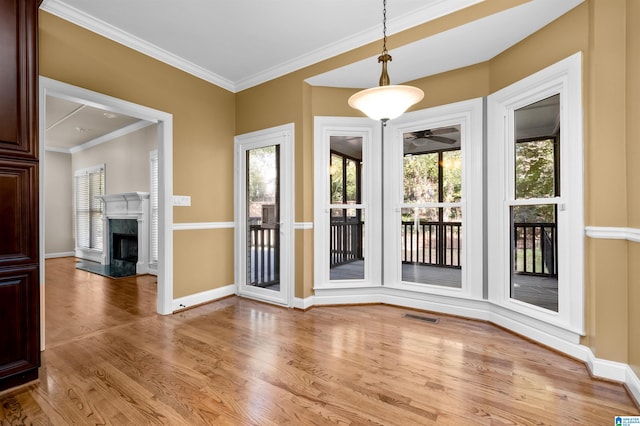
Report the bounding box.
[514,138,557,222]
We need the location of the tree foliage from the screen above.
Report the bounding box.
[514,138,557,223]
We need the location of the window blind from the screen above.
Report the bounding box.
[150,151,159,264]
[75,166,105,251]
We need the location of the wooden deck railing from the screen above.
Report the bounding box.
[249,224,279,286]
[513,222,557,276]
[330,220,364,267]
[401,221,462,268]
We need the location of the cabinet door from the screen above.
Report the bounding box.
[0,0,40,391]
[0,267,39,388]
[0,0,38,159]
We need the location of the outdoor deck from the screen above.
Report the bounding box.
[330,261,558,311]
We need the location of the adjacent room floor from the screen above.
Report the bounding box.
[0,257,637,424]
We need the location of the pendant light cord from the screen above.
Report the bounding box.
[382,0,388,55]
[378,0,392,86]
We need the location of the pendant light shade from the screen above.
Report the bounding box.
[348,84,424,121]
[348,0,424,121]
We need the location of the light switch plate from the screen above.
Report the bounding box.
[173,195,191,206]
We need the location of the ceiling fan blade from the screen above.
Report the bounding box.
[429,127,459,135]
[428,135,456,144]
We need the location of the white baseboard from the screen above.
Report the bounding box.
[296,288,640,406]
[172,284,235,312]
[626,365,640,405]
[45,251,75,259]
[292,296,315,310]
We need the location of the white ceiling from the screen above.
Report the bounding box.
[40,0,583,93]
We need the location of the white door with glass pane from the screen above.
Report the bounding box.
[235,124,294,306]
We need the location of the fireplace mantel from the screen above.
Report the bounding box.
[100,192,150,275]
[101,192,149,218]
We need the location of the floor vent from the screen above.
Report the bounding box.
[404,313,439,324]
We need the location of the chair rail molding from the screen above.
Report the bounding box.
[585,226,640,243]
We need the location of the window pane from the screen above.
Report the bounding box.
[510,204,558,311]
[442,150,462,203]
[514,94,560,199]
[75,167,104,250]
[329,208,364,280]
[403,153,438,203]
[345,158,358,203]
[330,153,343,203]
[400,207,461,288]
[330,136,362,205]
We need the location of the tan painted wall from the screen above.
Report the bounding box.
[584,0,629,362]
[39,11,236,298]
[71,124,157,195]
[173,229,234,299]
[44,151,74,255]
[626,0,640,378]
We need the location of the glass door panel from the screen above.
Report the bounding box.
[247,145,280,291]
[509,94,560,311]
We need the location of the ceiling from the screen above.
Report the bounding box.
[40,0,581,151]
[45,95,153,152]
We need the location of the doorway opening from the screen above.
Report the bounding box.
[39,77,174,349]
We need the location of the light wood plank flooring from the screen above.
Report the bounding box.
[1,257,638,424]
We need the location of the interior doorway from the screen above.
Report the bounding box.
[39,77,174,349]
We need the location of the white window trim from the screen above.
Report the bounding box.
[487,52,584,336]
[384,98,484,300]
[73,163,106,264]
[313,117,381,290]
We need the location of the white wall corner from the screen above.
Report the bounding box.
[292,296,315,310]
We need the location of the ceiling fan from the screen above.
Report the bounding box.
[404,127,459,146]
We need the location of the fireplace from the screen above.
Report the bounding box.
[113,233,138,263]
[108,215,140,277]
[101,192,150,276]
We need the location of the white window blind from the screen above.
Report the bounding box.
[75,165,105,251]
[150,151,159,265]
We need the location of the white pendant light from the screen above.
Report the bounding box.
[348,0,424,122]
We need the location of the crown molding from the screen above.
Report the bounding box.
[44,145,71,154]
[40,0,236,92]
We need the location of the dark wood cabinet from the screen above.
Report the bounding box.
[0,0,40,391]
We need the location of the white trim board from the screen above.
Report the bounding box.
[294,222,313,230]
[172,284,235,312]
[585,226,640,243]
[173,222,235,231]
[44,251,75,259]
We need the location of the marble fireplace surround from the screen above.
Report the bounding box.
[101,192,150,275]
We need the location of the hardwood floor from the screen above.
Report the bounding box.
[1,257,638,425]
